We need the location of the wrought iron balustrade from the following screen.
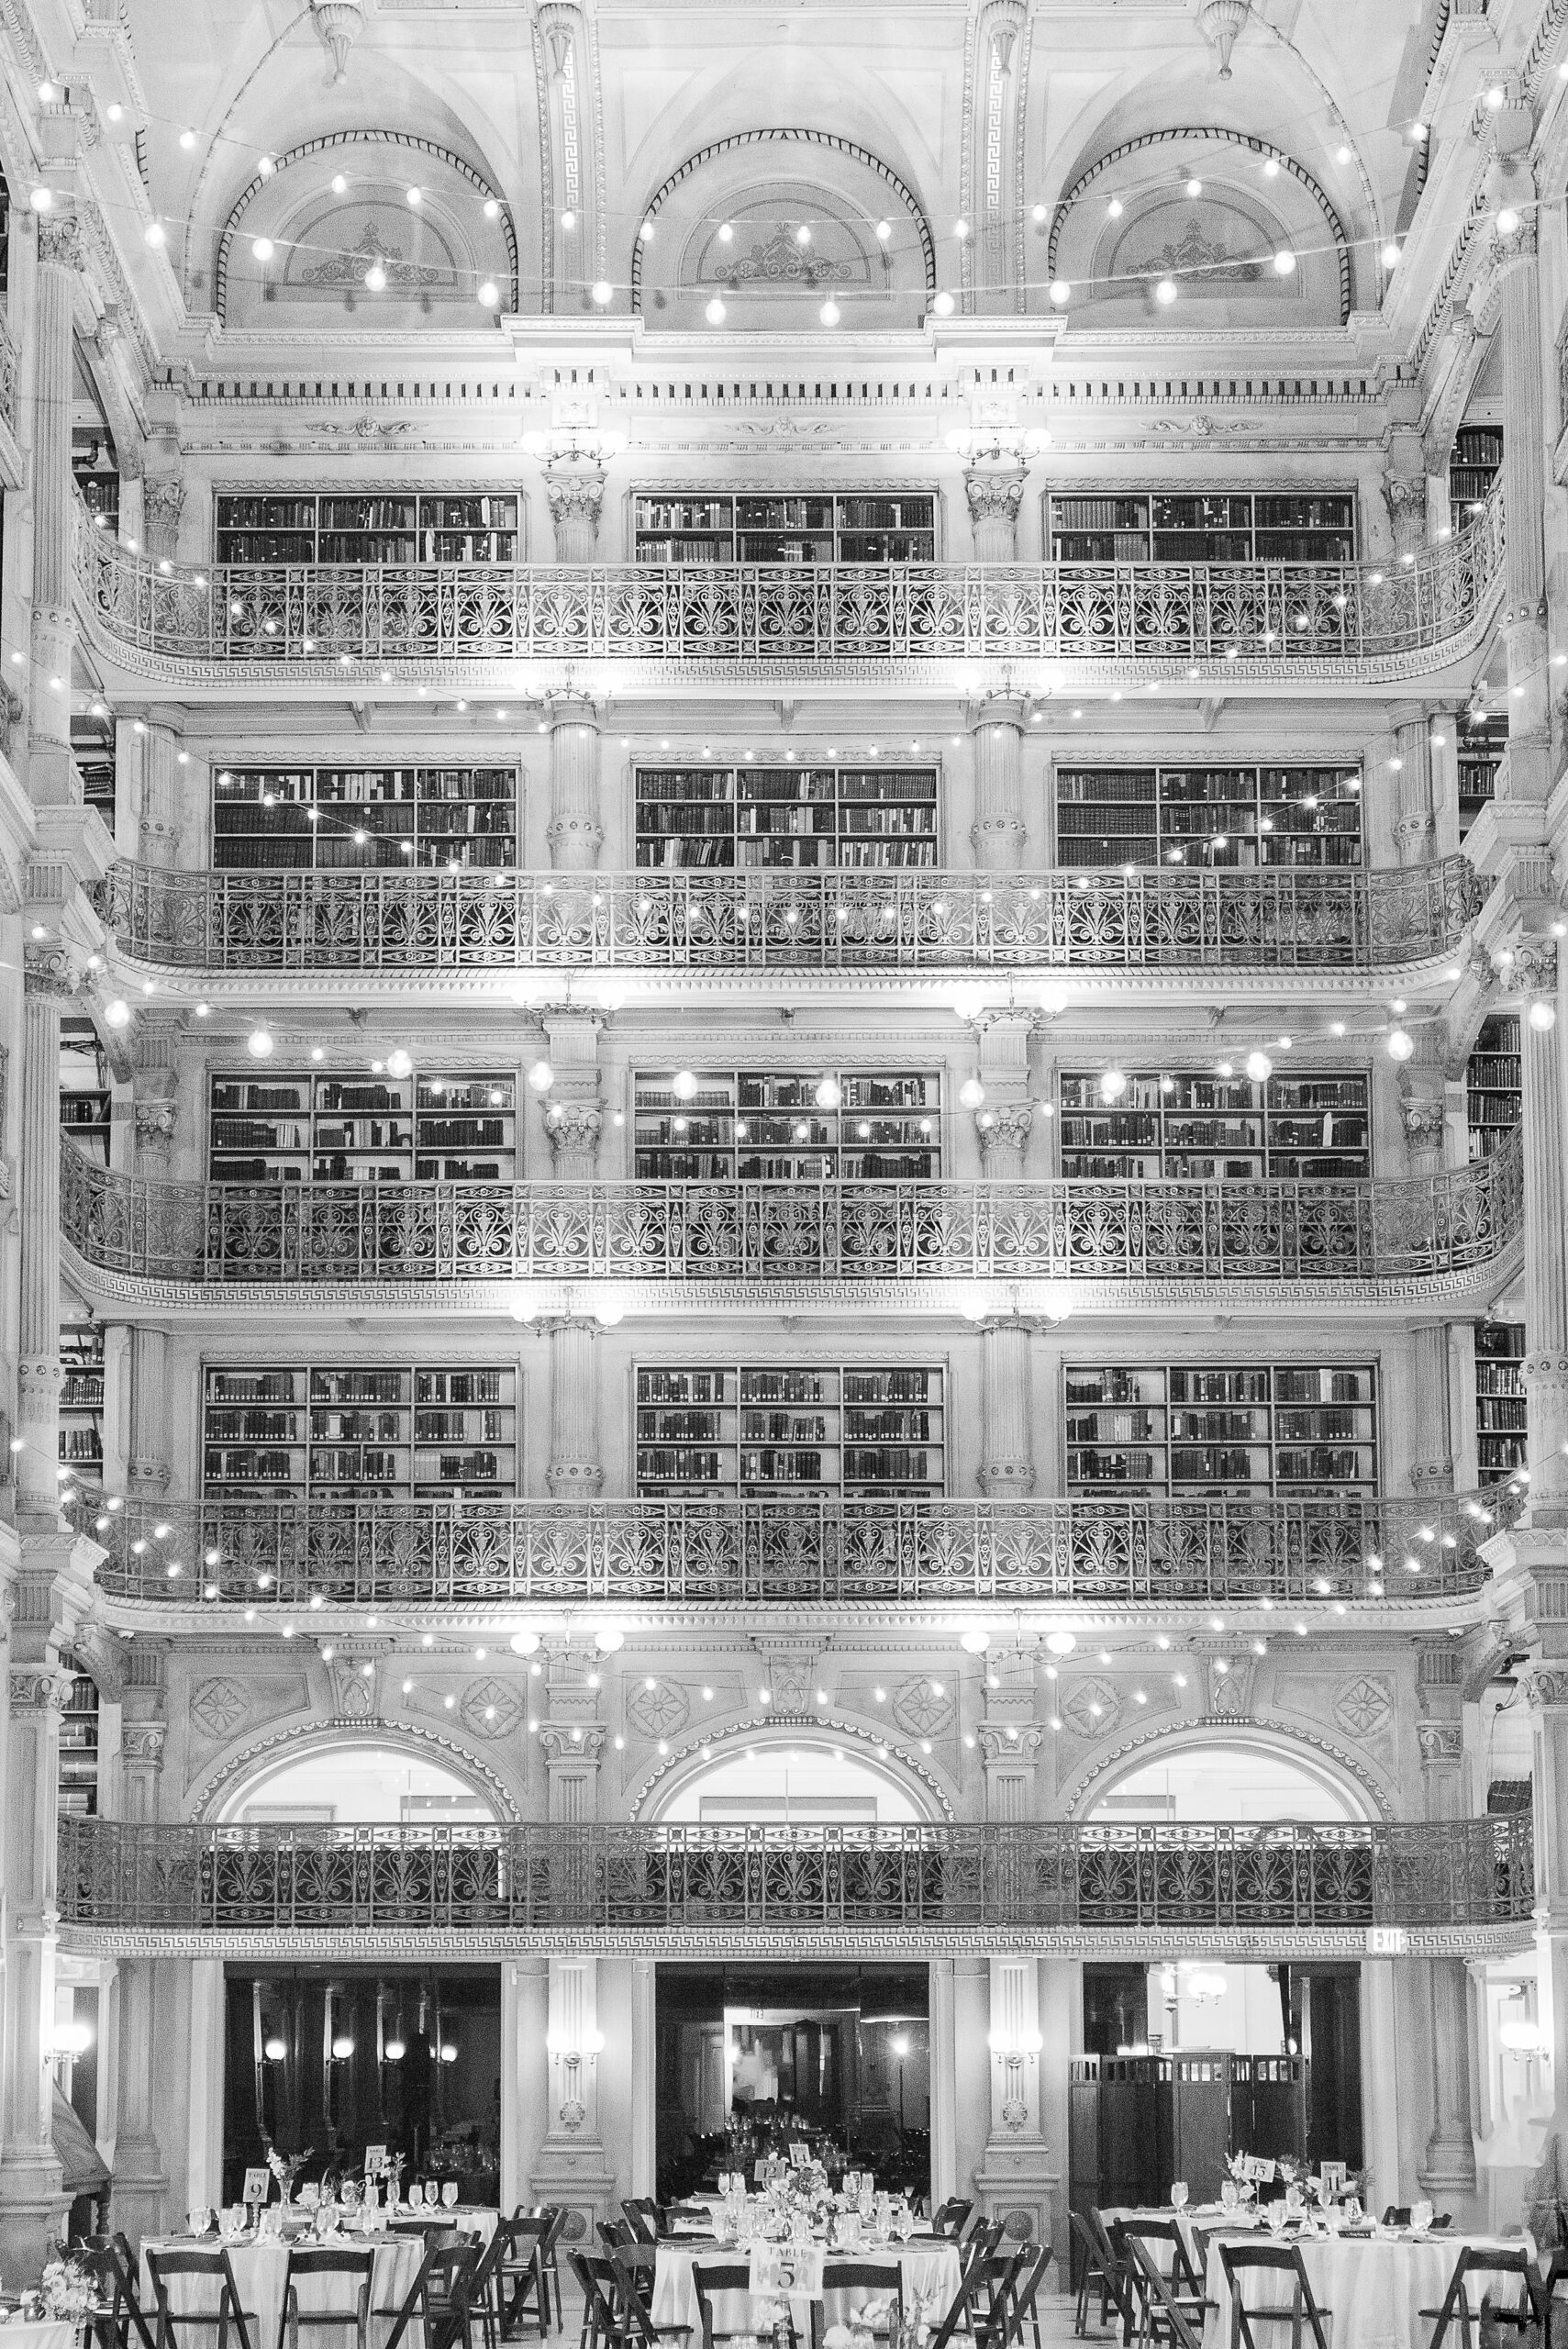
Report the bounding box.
[60,1129,1523,1291]
[93,856,1488,976]
[57,1812,1534,1936]
[74,493,1505,676]
[77,1486,1515,1609]
[0,309,19,438]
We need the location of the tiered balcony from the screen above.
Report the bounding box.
[79,1485,1517,1612]
[94,855,1487,979]
[75,494,1505,691]
[57,1813,1535,1949]
[60,1129,1523,1307]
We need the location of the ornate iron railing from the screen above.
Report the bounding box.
[75,495,1505,676]
[57,1813,1534,1935]
[0,308,19,437]
[78,1486,1517,1608]
[59,1130,1523,1291]
[93,857,1488,976]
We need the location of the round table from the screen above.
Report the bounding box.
[1200,2229,1536,2349]
[142,2232,426,2349]
[652,2241,962,2336]
[0,2323,80,2349]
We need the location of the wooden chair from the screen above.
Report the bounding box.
[919,2256,1006,2349]
[621,2204,659,2247]
[380,2242,482,2349]
[995,2247,1052,2349]
[1119,2221,1207,2349]
[1218,2243,1330,2349]
[1538,2249,1568,2349]
[1421,2247,1543,2349]
[1122,2243,1202,2349]
[933,2201,977,2245]
[820,2261,904,2340]
[1085,2214,1137,2347]
[1070,2212,1117,2338]
[283,2247,376,2349]
[146,2250,258,2349]
[80,2236,159,2349]
[692,2260,803,2349]
[495,2216,553,2341]
[526,2207,570,2334]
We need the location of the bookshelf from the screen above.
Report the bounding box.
[60,1025,111,1165]
[632,493,936,564]
[635,1363,945,1497]
[1045,491,1357,563]
[1064,1363,1378,1497]
[214,492,520,566]
[59,1661,99,1819]
[209,1071,517,1184]
[1055,764,1362,869]
[59,1322,105,1486]
[632,1070,941,1181]
[1466,1015,1521,1162]
[1457,710,1507,840]
[202,1363,518,1501]
[213,765,518,871]
[1449,425,1502,539]
[73,434,120,536]
[1474,1321,1527,1486]
[72,711,116,831]
[636,763,940,870]
[1058,1070,1370,1180]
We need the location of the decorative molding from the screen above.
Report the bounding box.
[187,1716,520,1822]
[1062,1715,1395,1821]
[627,1713,957,1821]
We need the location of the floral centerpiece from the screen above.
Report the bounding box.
[267,2143,314,2208]
[27,2252,93,2325]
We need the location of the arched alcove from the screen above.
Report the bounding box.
[635,1722,948,1823]
[202,1726,509,1824]
[1079,1729,1374,1824]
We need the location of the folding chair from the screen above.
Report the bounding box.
[495,2216,553,2341]
[526,2208,570,2335]
[1539,2249,1568,2349]
[933,2201,977,2245]
[984,2248,1052,2349]
[146,2249,258,2349]
[622,2204,659,2248]
[692,2261,803,2349]
[1123,2244,1202,2349]
[379,2241,482,2349]
[1070,2211,1116,2338]
[282,2248,375,2349]
[80,2236,159,2349]
[820,2262,904,2340]
[913,2255,993,2349]
[1085,2214,1138,2348]
[1120,2221,1207,2349]
[1218,2243,1331,2349]
[1421,2247,1543,2349]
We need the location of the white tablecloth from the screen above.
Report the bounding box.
[1201,2231,1535,2349]
[0,2323,79,2349]
[652,2243,962,2334]
[399,2205,497,2243]
[142,2232,426,2349]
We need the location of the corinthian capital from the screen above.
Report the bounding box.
[37,216,85,273]
[545,468,606,529]
[963,467,1026,526]
[1510,938,1557,996]
[24,944,78,1001]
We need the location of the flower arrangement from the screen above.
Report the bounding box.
[33,2253,93,2324]
[267,2144,314,2202]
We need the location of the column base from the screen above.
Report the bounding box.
[0,2158,72,2285]
[547,1463,606,1497]
[973,2136,1060,2257]
[110,2148,169,2251]
[530,2132,617,2246]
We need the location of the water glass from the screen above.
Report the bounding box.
[441,2182,460,2209]
[1219,2181,1239,2213]
[1343,2199,1362,2228]
[1171,2182,1189,2212]
[1411,2202,1433,2235]
[1265,2202,1287,2235]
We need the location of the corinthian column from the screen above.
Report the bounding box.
[1416,1702,1478,2197]
[969,695,1027,872]
[1515,941,1568,1519]
[545,467,606,562]
[17,952,72,1529]
[1388,706,1436,867]
[0,1662,73,2275]
[545,1317,603,1497]
[29,214,84,807]
[963,468,1026,562]
[112,1713,169,2240]
[545,696,604,870]
[1488,137,1548,808]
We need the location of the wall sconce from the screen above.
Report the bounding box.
[987,2028,1042,2128]
[384,2037,406,2063]
[262,2035,287,2063]
[329,2034,355,2061]
[50,2018,91,2086]
[547,2028,605,2129]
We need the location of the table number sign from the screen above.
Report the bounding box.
[242,2167,271,2210]
[364,2146,387,2173]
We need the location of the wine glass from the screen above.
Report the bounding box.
[1171,2182,1189,2212]
[1411,2202,1433,2235]
[1220,2181,1239,2214]
[1343,2198,1362,2229]
[186,2208,211,2239]
[441,2182,460,2209]
[1266,2201,1288,2235]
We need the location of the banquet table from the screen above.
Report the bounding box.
[652,2241,962,2336]
[0,2322,79,2349]
[1198,2228,1535,2349]
[141,2231,427,2349]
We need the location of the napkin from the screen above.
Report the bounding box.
[824,2330,854,2349]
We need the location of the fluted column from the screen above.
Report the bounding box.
[978,1321,1033,1497]
[541,1009,603,1177]
[17,955,70,1530]
[1389,705,1436,867]
[546,1317,604,1497]
[973,1008,1036,1175]
[545,696,604,871]
[978,1652,1041,1820]
[1516,941,1568,1517]
[963,468,1026,562]
[28,215,83,807]
[545,467,606,562]
[131,715,185,868]
[128,1330,172,1498]
[1490,145,1549,807]
[112,1716,168,2241]
[1417,1703,1478,2196]
[1524,1667,1568,2165]
[1382,382,1428,562]
[969,695,1027,872]
[973,1955,1053,2244]
[1409,1327,1454,1494]
[0,1662,72,2275]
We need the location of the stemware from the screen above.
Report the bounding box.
[1170,2182,1189,2212]
[1265,2201,1288,2235]
[1411,2202,1433,2235]
[186,2209,211,2239]
[1219,2181,1239,2213]
[441,2182,460,2209]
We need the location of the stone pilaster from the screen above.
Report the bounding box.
[978,1321,1034,1497]
[973,1955,1054,2246]
[541,1010,604,1177]
[140,477,185,567]
[1381,377,1429,562]
[973,1010,1035,1176]
[544,1317,604,1497]
[1389,704,1436,868]
[545,467,606,563]
[17,954,72,1531]
[131,1013,181,1176]
[1409,1325,1454,1495]
[128,1329,172,1498]
[545,696,604,870]
[978,1652,1040,1819]
[532,1953,615,2235]
[1415,1656,1477,2200]
[128,714,186,869]
[963,467,1026,562]
[540,1651,606,1823]
[112,1692,169,2243]
[1490,141,1549,809]
[968,696,1027,872]
[28,215,83,807]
